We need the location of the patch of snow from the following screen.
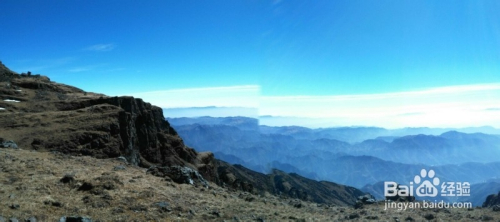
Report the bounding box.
[16,90,22,92]
[0,107,5,111]
[3,99,20,102]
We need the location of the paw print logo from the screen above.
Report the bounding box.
[414,169,440,197]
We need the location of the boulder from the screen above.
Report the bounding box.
[154,201,172,212]
[147,166,209,187]
[60,174,75,184]
[358,193,376,204]
[59,216,92,222]
[26,217,37,222]
[492,205,500,212]
[0,140,18,149]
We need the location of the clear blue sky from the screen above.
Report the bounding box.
[2,0,500,127]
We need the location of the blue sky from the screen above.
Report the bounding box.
[1,1,500,128]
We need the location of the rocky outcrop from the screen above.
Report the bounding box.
[483,191,500,207]
[147,165,209,187]
[0,61,17,81]
[0,65,217,182]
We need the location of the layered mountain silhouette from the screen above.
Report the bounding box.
[169,116,500,206]
[0,61,365,206]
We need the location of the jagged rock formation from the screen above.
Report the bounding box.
[483,191,500,207]
[0,64,215,181]
[0,62,364,206]
[0,61,18,81]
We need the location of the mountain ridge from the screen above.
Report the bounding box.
[169,116,500,206]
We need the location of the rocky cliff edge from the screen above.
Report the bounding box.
[0,62,364,206]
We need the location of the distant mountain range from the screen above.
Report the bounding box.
[167,116,500,206]
[163,106,257,118]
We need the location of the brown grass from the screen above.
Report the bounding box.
[0,148,498,222]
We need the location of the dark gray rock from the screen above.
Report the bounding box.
[60,174,75,183]
[59,216,92,222]
[365,198,376,204]
[210,210,221,217]
[358,193,377,204]
[492,205,500,211]
[188,209,196,215]
[112,207,124,214]
[51,201,64,207]
[9,218,19,222]
[354,201,363,209]
[25,217,37,222]
[1,140,18,149]
[348,213,359,219]
[129,205,148,212]
[116,156,127,163]
[113,165,126,171]
[43,198,63,207]
[354,193,377,209]
[366,215,379,220]
[154,201,171,212]
[483,191,500,207]
[10,204,20,209]
[423,214,434,220]
[481,215,493,221]
[78,182,94,191]
[147,166,208,187]
[405,216,414,221]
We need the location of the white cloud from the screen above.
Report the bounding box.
[260,83,500,128]
[84,43,116,52]
[124,85,260,109]
[262,83,500,102]
[123,83,500,128]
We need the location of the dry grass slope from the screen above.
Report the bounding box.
[1,148,500,222]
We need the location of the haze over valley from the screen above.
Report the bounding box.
[169,116,500,206]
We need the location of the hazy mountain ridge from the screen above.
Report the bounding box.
[169,116,500,206]
[169,116,500,144]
